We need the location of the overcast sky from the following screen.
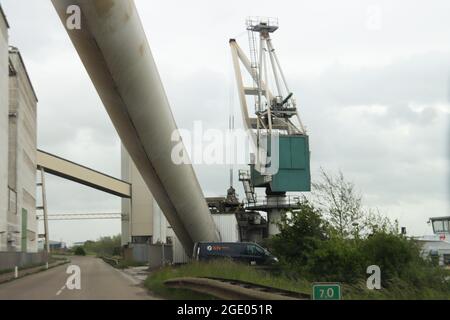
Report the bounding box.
[1,0,449,244]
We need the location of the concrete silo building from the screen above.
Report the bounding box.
[0,6,39,263]
[0,5,9,252]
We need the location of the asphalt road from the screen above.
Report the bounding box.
[0,256,157,300]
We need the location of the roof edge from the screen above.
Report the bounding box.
[0,5,10,29]
[9,46,39,102]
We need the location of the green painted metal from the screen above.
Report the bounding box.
[21,208,28,252]
[251,135,311,192]
[313,283,342,300]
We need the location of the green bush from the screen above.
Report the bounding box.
[306,237,366,283]
[269,200,329,269]
[268,197,450,299]
[74,246,86,256]
[360,233,417,284]
[83,235,121,256]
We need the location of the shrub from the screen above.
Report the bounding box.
[74,246,86,256]
[306,237,366,283]
[269,199,329,268]
[360,233,417,285]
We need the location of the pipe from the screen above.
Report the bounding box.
[51,0,220,255]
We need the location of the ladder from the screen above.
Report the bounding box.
[239,170,257,204]
[247,30,259,82]
[36,167,50,253]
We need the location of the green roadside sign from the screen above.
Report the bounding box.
[312,283,342,300]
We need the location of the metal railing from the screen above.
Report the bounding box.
[244,196,302,209]
[246,17,279,29]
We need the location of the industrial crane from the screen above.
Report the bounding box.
[230,17,311,235]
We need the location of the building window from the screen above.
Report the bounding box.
[8,188,17,214]
[131,236,152,244]
[433,219,450,233]
[444,254,450,266]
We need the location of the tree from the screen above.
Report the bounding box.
[269,199,330,268]
[83,235,121,256]
[74,246,86,256]
[312,169,364,238]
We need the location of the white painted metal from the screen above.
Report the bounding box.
[52,0,220,256]
[152,202,168,245]
[120,145,132,246]
[170,228,190,265]
[230,19,306,141]
[0,5,8,252]
[212,214,240,243]
[38,168,50,253]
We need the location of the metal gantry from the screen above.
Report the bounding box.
[36,213,122,221]
[36,167,50,253]
[230,17,306,148]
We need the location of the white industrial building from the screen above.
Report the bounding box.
[7,47,39,253]
[0,5,39,259]
[0,5,9,252]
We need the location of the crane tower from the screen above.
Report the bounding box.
[230,17,311,235]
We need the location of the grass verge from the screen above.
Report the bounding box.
[144,260,311,300]
[144,261,450,300]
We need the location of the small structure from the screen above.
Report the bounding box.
[416,216,450,267]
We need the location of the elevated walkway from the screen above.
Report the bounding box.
[37,150,131,198]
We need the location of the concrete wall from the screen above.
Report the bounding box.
[0,6,9,252]
[8,48,38,253]
[0,251,47,271]
[121,146,153,245]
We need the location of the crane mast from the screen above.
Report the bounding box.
[231,17,311,236]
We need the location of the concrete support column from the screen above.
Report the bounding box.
[266,195,287,236]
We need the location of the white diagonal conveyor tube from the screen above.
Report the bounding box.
[51,0,220,255]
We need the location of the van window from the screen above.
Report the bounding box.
[247,244,265,256]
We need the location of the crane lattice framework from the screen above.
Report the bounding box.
[230,18,306,146]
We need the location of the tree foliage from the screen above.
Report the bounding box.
[312,168,397,238]
[270,200,329,268]
[83,235,122,257]
[73,246,86,256]
[268,170,449,294]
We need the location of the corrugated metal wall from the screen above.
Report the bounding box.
[0,8,8,252]
[212,214,240,242]
[170,227,190,264]
[171,214,240,264]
